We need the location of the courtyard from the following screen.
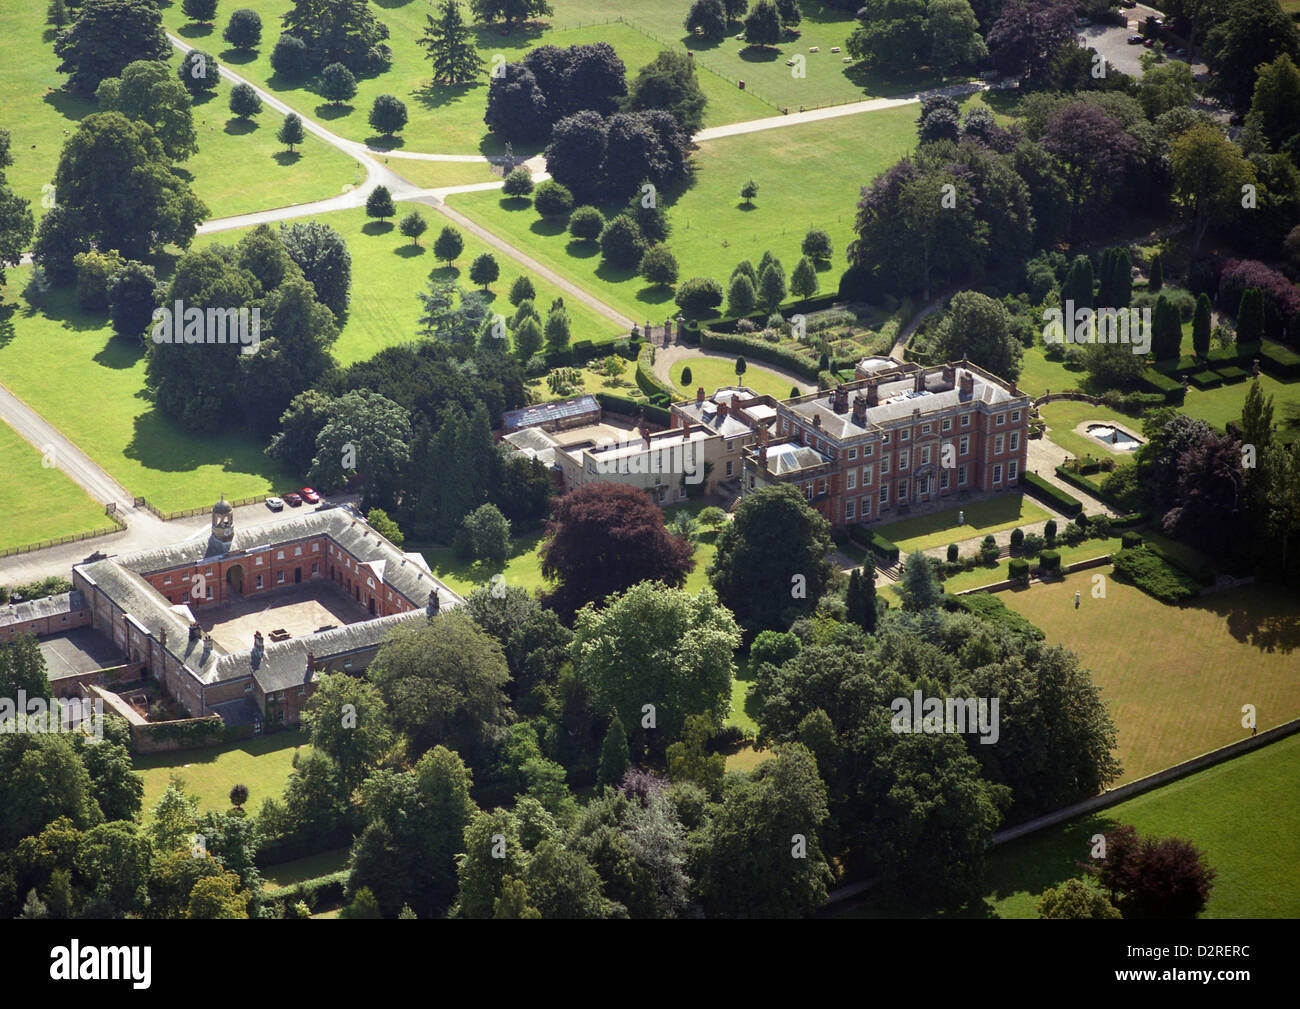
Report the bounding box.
[196,582,371,654]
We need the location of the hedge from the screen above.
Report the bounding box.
[1021,472,1082,517]
[1187,369,1222,390]
[1121,530,1143,549]
[1008,557,1030,582]
[945,592,1044,639]
[1260,341,1300,379]
[595,392,670,426]
[261,871,348,917]
[1110,546,1202,603]
[636,344,677,401]
[700,328,821,380]
[1214,365,1248,383]
[849,525,900,565]
[1139,368,1187,404]
[1038,549,1061,574]
[1143,537,1215,585]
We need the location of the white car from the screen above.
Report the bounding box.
[265,496,284,512]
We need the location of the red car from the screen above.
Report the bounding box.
[283,492,303,507]
[299,487,321,504]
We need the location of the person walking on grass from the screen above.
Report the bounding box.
[1074,590,1081,609]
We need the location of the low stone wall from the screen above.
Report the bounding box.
[131,714,235,754]
[50,663,145,697]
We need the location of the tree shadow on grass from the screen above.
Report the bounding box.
[41,89,95,129]
[361,220,395,236]
[739,46,781,64]
[411,79,482,114]
[735,201,758,211]
[594,262,638,285]
[223,118,258,135]
[219,48,258,66]
[92,336,144,371]
[178,23,214,39]
[1195,588,1300,654]
[428,265,461,282]
[366,134,407,151]
[636,286,675,308]
[498,196,531,212]
[273,150,303,166]
[314,103,354,120]
[565,240,599,259]
[124,407,290,485]
[529,218,567,238]
[394,244,427,258]
[0,304,16,349]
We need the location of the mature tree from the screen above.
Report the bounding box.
[365,184,396,222]
[986,0,1076,81]
[0,635,52,703]
[540,483,695,620]
[599,215,646,271]
[508,274,536,306]
[572,582,740,749]
[933,291,1022,380]
[727,272,757,317]
[513,315,543,361]
[177,50,219,98]
[183,0,218,22]
[54,0,172,94]
[639,244,678,288]
[801,229,833,264]
[1169,123,1254,254]
[543,306,570,351]
[229,82,263,120]
[1042,103,1137,241]
[306,389,410,506]
[367,614,512,762]
[279,220,351,317]
[277,111,306,151]
[917,95,962,144]
[320,63,358,106]
[676,276,724,318]
[301,674,393,796]
[368,94,408,137]
[1191,292,1212,357]
[0,133,33,291]
[847,0,928,70]
[710,484,831,633]
[271,34,311,78]
[502,166,534,198]
[53,113,207,260]
[470,0,555,33]
[280,0,394,74]
[1038,878,1123,919]
[602,111,682,201]
[929,0,988,73]
[686,0,728,40]
[484,63,550,142]
[790,256,818,300]
[96,61,199,163]
[455,502,512,563]
[469,252,500,290]
[224,9,263,49]
[758,260,787,312]
[1245,54,1300,157]
[1202,0,1300,110]
[544,111,609,201]
[694,745,834,917]
[743,0,784,47]
[844,563,878,634]
[421,0,485,85]
[598,715,631,787]
[533,179,574,218]
[1088,825,1216,918]
[565,207,602,245]
[0,735,102,848]
[626,50,708,136]
[107,260,160,340]
[456,808,528,917]
[899,549,942,610]
[1236,286,1265,344]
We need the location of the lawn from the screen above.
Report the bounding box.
[134,730,311,820]
[670,356,800,399]
[1016,342,1091,399]
[263,847,350,890]
[0,417,112,553]
[527,359,647,404]
[448,101,923,321]
[1038,400,1145,462]
[1181,373,1300,441]
[384,157,501,191]
[160,6,774,156]
[978,733,1300,919]
[1002,569,1300,783]
[939,537,1123,593]
[0,2,355,224]
[419,530,550,599]
[0,279,295,512]
[873,494,1052,553]
[195,206,623,365]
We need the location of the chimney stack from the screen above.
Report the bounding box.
[717,402,729,420]
[813,414,822,429]
[959,370,974,399]
[1010,379,1018,396]
[942,363,955,386]
[253,630,264,652]
[306,650,315,673]
[851,394,867,426]
[913,370,925,393]
[832,384,849,414]
[640,424,652,449]
[696,386,705,405]
[866,380,879,407]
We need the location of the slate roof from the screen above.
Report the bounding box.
[0,590,88,629]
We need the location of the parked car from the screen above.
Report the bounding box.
[1172,47,1185,55]
[265,496,284,512]
[1127,34,1144,43]
[299,487,321,504]
[1074,16,1091,26]
[1143,38,1155,47]
[284,492,303,507]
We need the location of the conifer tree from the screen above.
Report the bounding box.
[421,0,485,85]
[1192,292,1212,357]
[597,714,631,787]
